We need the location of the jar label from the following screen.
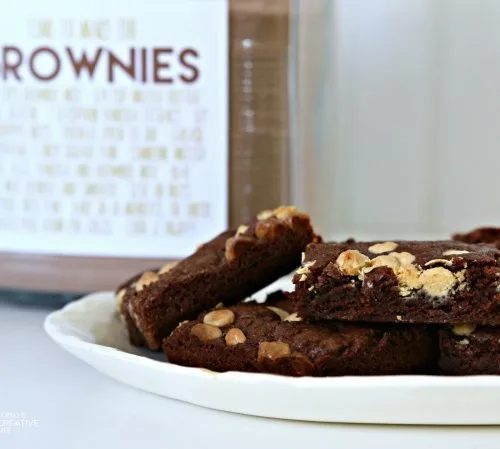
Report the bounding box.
[0,0,228,257]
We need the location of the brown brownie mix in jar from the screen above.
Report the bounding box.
[0,0,293,299]
[229,0,291,224]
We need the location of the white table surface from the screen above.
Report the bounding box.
[2,298,500,449]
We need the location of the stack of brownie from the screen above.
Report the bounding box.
[116,208,500,377]
[292,238,500,375]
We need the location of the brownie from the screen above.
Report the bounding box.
[439,324,500,375]
[116,290,144,348]
[293,240,500,325]
[163,295,436,376]
[124,206,319,350]
[453,227,500,249]
[115,264,172,347]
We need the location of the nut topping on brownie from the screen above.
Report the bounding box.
[158,262,178,275]
[293,240,500,325]
[451,323,476,336]
[266,306,290,321]
[203,309,235,327]
[135,271,160,292]
[327,244,470,299]
[225,328,247,346]
[335,250,370,276]
[368,241,399,254]
[190,323,222,342]
[257,342,291,361]
[443,249,470,256]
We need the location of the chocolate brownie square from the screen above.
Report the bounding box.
[124,206,319,350]
[439,324,500,375]
[293,240,500,325]
[163,294,436,376]
[453,227,500,249]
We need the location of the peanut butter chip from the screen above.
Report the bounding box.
[273,205,298,220]
[266,306,290,320]
[258,342,291,361]
[397,264,423,296]
[443,249,470,256]
[391,251,416,265]
[225,328,246,346]
[236,224,249,236]
[190,323,222,341]
[115,288,126,312]
[203,309,235,327]
[257,209,273,220]
[296,260,316,275]
[225,237,237,262]
[456,270,467,286]
[451,323,476,337]
[255,221,274,239]
[424,259,453,267]
[127,301,144,334]
[419,267,457,297]
[336,250,370,276]
[369,254,401,272]
[135,271,160,292]
[284,312,303,322]
[368,241,398,254]
[158,262,177,275]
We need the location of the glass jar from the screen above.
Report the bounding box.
[0,0,323,305]
[229,0,292,225]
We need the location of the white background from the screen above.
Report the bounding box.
[300,0,500,241]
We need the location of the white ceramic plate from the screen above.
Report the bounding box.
[44,278,500,425]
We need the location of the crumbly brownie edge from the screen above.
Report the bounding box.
[439,324,500,375]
